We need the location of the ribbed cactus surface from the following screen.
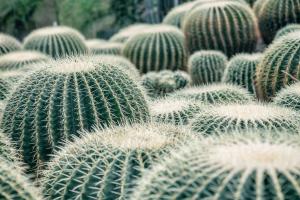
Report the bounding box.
[183,1,259,56]
[274,82,300,111]
[42,123,195,200]
[1,56,150,173]
[0,33,21,55]
[109,24,151,43]
[223,53,262,94]
[0,78,10,100]
[87,39,123,55]
[123,25,187,73]
[23,26,88,59]
[0,132,17,163]
[132,132,300,200]
[188,50,227,85]
[274,24,300,40]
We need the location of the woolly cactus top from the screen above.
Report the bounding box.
[150,98,195,115]
[0,33,21,55]
[274,24,300,40]
[274,82,300,111]
[25,26,84,37]
[109,24,151,43]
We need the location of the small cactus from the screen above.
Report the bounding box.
[1,56,150,174]
[190,103,300,135]
[109,24,151,43]
[274,82,300,111]
[0,51,50,71]
[86,39,123,55]
[123,25,187,73]
[42,123,195,200]
[183,1,259,56]
[150,97,202,125]
[274,24,300,40]
[223,53,262,94]
[254,0,300,44]
[255,32,300,101]
[132,131,300,200]
[0,33,21,55]
[169,83,253,104]
[23,26,88,59]
[142,70,190,98]
[188,50,228,85]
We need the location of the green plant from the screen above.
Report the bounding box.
[255,32,300,101]
[42,123,195,200]
[0,78,10,100]
[274,82,300,111]
[123,25,187,73]
[142,70,190,98]
[183,1,259,56]
[254,0,300,44]
[1,56,150,174]
[274,24,300,40]
[132,131,300,200]
[0,132,18,163]
[0,70,27,84]
[169,83,253,104]
[87,40,123,55]
[188,50,227,85]
[23,26,88,59]
[0,51,50,71]
[190,103,300,135]
[109,24,151,43]
[222,53,262,94]
[0,33,21,55]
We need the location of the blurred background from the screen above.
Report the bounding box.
[0,0,191,40]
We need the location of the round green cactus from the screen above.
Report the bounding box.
[42,123,195,200]
[1,56,150,174]
[109,24,151,43]
[0,33,21,55]
[255,32,300,101]
[274,82,300,111]
[254,0,300,44]
[0,78,10,100]
[169,84,253,104]
[274,24,300,40]
[223,53,262,94]
[23,26,88,59]
[183,1,259,56]
[132,131,300,200]
[190,103,300,135]
[123,25,187,73]
[150,97,202,126]
[142,70,190,98]
[86,39,123,55]
[0,51,50,71]
[188,50,228,85]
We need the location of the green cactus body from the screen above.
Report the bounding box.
[0,33,21,56]
[0,51,50,71]
[0,70,27,84]
[188,50,228,85]
[109,24,151,43]
[255,32,300,101]
[1,56,150,174]
[191,103,300,135]
[86,39,123,55]
[169,84,253,104]
[150,97,202,125]
[42,123,195,200]
[183,1,259,57]
[274,24,300,41]
[274,82,300,111]
[123,25,187,73]
[0,78,10,100]
[142,70,190,98]
[132,132,300,200]
[254,0,300,44]
[0,132,17,163]
[23,26,88,59]
[223,53,262,94]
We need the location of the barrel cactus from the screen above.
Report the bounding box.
[87,39,123,55]
[0,70,27,84]
[0,51,50,71]
[0,132,18,163]
[42,123,195,200]
[0,33,21,55]
[150,97,202,126]
[142,70,190,98]
[170,84,253,104]
[223,53,262,94]
[188,50,228,85]
[132,131,300,200]
[0,77,10,100]
[255,32,300,101]
[1,56,150,174]
[191,103,300,135]
[109,24,151,43]
[254,0,300,44]
[123,25,187,73]
[183,1,259,56]
[23,26,88,59]
[274,24,300,40]
[274,82,300,111]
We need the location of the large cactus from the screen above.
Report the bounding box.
[42,123,195,200]
[188,50,227,85]
[86,39,123,55]
[274,82,300,111]
[1,56,150,174]
[109,24,151,43]
[23,26,88,59]
[223,53,262,94]
[254,0,300,44]
[255,32,300,101]
[183,1,259,56]
[0,33,21,55]
[132,131,300,200]
[274,24,300,41]
[123,25,187,73]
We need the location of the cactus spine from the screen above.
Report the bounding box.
[274,24,300,41]
[0,78,10,100]
[0,33,21,55]
[0,132,18,163]
[109,24,151,43]
[274,82,300,111]
[86,39,123,55]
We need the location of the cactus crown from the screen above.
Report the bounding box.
[274,24,300,40]
[274,82,300,111]
[109,24,151,43]
[0,33,21,55]
[87,40,123,55]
